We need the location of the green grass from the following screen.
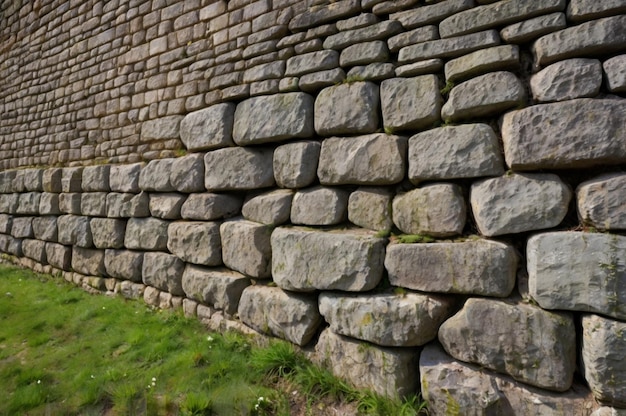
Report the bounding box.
[0,263,427,415]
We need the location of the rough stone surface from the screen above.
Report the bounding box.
[142,252,185,296]
[45,243,71,270]
[577,173,626,231]
[398,30,500,63]
[39,193,61,215]
[241,189,293,226]
[0,214,12,234]
[42,168,62,193]
[314,328,419,398]
[445,45,520,82]
[148,193,185,220]
[421,344,599,416]
[603,55,626,93]
[106,192,150,218]
[141,116,183,141]
[339,41,389,67]
[395,59,443,77]
[271,227,385,292]
[16,193,40,215]
[124,217,169,251]
[348,187,393,232]
[109,163,143,193]
[502,99,626,170]
[314,82,379,136]
[204,147,275,191]
[273,141,321,189]
[531,58,602,102]
[119,281,145,300]
[346,63,395,81]
[61,168,83,193]
[22,239,47,263]
[167,221,222,266]
[238,285,321,346]
[298,68,346,92]
[567,0,626,23]
[82,165,110,192]
[581,313,626,406]
[170,154,205,193]
[90,218,126,249]
[500,12,567,44]
[441,71,526,122]
[323,20,403,50]
[385,239,517,296]
[180,193,242,220]
[387,26,439,52]
[182,265,250,315]
[439,298,576,391]
[408,123,504,182]
[318,134,406,186]
[71,247,106,276]
[528,232,626,320]
[470,173,572,236]
[233,93,314,145]
[392,184,466,237]
[289,0,359,31]
[290,186,349,226]
[285,50,339,77]
[57,215,92,247]
[180,103,235,151]
[319,291,455,347]
[138,159,175,192]
[390,0,474,29]
[533,15,626,66]
[380,75,441,132]
[220,219,272,278]
[80,192,107,217]
[104,249,143,282]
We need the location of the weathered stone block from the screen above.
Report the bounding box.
[119,281,145,299]
[109,163,143,193]
[204,147,275,191]
[232,93,314,145]
[22,168,43,192]
[0,234,21,256]
[323,20,403,50]
[45,242,72,270]
[81,192,107,217]
[387,26,439,53]
[445,45,520,82]
[299,68,346,92]
[385,239,517,296]
[441,71,526,122]
[289,0,359,31]
[57,215,92,247]
[124,217,169,251]
[238,285,321,346]
[346,63,395,81]
[271,227,385,292]
[318,134,406,186]
[141,116,183,140]
[470,173,571,236]
[502,99,626,170]
[408,123,503,182]
[0,214,11,234]
[138,159,175,192]
[104,249,143,282]
[169,154,205,193]
[0,194,18,214]
[314,82,379,136]
[72,247,106,276]
[182,265,250,315]
[142,252,185,296]
[291,186,349,226]
[106,192,150,218]
[603,55,626,93]
[390,0,474,29]
[16,192,41,215]
[348,187,393,232]
[531,58,602,102]
[380,76,441,132]
[167,221,222,266]
[398,30,500,63]
[392,184,466,237]
[500,12,567,44]
[220,219,272,278]
[339,41,389,67]
[180,193,242,220]
[39,193,61,215]
[273,141,321,189]
[82,165,110,192]
[149,193,186,219]
[22,239,47,264]
[528,232,626,320]
[577,173,626,231]
[440,298,576,392]
[241,189,293,226]
[32,216,58,242]
[90,218,126,249]
[285,50,339,76]
[58,193,81,214]
[61,167,83,193]
[567,0,626,23]
[180,103,235,151]
[42,168,63,193]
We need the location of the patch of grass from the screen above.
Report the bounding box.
[396,234,436,244]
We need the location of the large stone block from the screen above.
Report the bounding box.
[106,192,150,218]
[72,247,106,276]
[180,193,242,220]
[380,76,441,132]
[339,40,389,67]
[500,12,567,44]
[39,193,61,215]
[17,192,41,215]
[232,93,314,145]
[470,173,571,236]
[45,242,72,270]
[533,15,626,65]
[220,219,272,278]
[58,193,82,214]
[285,50,339,76]
[167,221,222,266]
[319,291,455,347]
[528,232,626,320]
[10,217,33,239]
[57,215,93,247]
[81,192,107,217]
[385,239,517,296]
[582,313,626,406]
[109,163,143,193]
[502,99,626,170]
[22,239,47,264]
[182,265,250,315]
[421,344,599,416]
[531,58,602,102]
[204,147,274,191]
[317,134,406,186]
[141,116,183,140]
[314,82,379,136]
[398,30,500,63]
[441,71,526,122]
[138,159,175,192]
[290,186,349,226]
[104,249,143,282]
[439,298,576,392]
[289,0,360,31]
[169,154,205,193]
[149,193,186,219]
[314,328,419,398]
[567,0,626,23]
[604,55,626,93]
[124,217,169,251]
[82,165,110,192]
[32,216,58,242]
[90,218,126,249]
[323,20,403,50]
[577,173,626,231]
[238,285,321,346]
[0,194,18,214]
[241,189,293,226]
[0,214,11,234]
[390,0,474,30]
[42,168,62,193]
[273,141,321,189]
[408,123,504,182]
[445,45,520,82]
[180,103,235,151]
[348,187,393,232]
[271,227,385,292]
[142,252,185,296]
[392,184,466,237]
[61,167,83,193]
[0,234,21,256]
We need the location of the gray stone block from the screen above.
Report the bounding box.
[531,58,602,102]
[291,186,350,226]
[42,168,63,193]
[182,265,250,315]
[500,12,566,44]
[285,50,339,77]
[61,167,83,193]
[57,215,93,247]
[273,141,321,189]
[119,281,145,299]
[0,214,11,234]
[81,192,107,217]
[0,194,18,214]
[238,285,321,346]
[577,173,626,231]
[82,165,110,192]
[142,252,185,296]
[204,147,274,191]
[398,30,500,63]
[138,158,175,192]
[124,217,169,251]
[180,193,242,220]
[445,45,520,82]
[314,82,379,136]
[339,41,389,67]
[567,0,626,23]
[106,192,150,218]
[380,75,441,132]
[604,55,626,93]
[90,218,126,249]
[16,192,41,215]
[220,219,272,278]
[179,103,236,151]
[289,0,360,31]
[22,168,43,192]
[59,193,82,214]
[387,26,439,53]
[22,239,47,264]
[241,189,293,226]
[149,193,186,219]
[299,68,346,93]
[45,242,72,270]
[323,20,403,50]
[141,116,183,140]
[39,193,61,215]
[167,221,222,266]
[346,63,395,81]
[32,216,58,242]
[72,247,106,276]
[104,249,144,282]
[390,0,474,30]
[109,163,143,193]
[348,187,393,232]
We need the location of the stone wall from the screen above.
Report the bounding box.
[2,0,626,414]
